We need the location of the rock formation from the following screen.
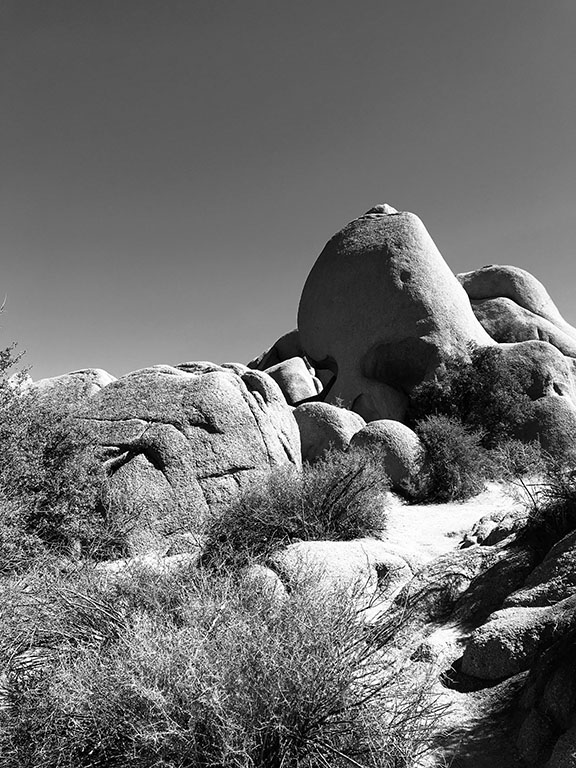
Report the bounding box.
[297,204,493,421]
[6,202,576,766]
[74,363,301,550]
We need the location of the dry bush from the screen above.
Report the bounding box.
[202,447,389,569]
[0,561,446,768]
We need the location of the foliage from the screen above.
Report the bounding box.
[520,463,576,555]
[409,346,535,448]
[406,415,491,503]
[202,447,389,568]
[0,562,446,768]
[0,345,118,566]
[488,438,546,482]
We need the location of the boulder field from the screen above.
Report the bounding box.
[20,204,576,765]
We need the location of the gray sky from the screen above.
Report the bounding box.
[2,0,575,380]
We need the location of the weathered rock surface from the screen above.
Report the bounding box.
[514,629,576,767]
[458,265,576,341]
[349,419,423,489]
[76,364,301,550]
[471,297,576,357]
[29,368,116,412]
[460,595,576,680]
[298,204,493,422]
[293,402,365,462]
[264,357,322,405]
[505,529,576,608]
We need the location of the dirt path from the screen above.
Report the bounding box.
[383,482,525,569]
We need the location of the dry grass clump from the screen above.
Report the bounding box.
[0,561,445,768]
[202,447,390,569]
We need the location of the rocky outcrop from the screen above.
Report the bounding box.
[293,402,365,462]
[76,363,301,550]
[298,204,493,422]
[460,596,576,680]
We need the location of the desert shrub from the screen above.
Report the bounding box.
[406,415,491,503]
[0,562,445,768]
[409,346,535,448]
[488,438,546,482]
[519,463,576,555]
[202,447,389,568]
[0,347,121,564]
[0,392,113,558]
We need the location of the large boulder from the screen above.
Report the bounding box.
[457,265,576,342]
[298,204,493,422]
[76,363,301,549]
[473,340,576,454]
[349,419,423,489]
[293,402,365,462]
[470,297,576,357]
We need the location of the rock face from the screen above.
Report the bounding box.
[76,363,301,548]
[298,205,493,422]
[460,596,576,680]
[29,368,116,412]
[515,630,576,767]
[293,402,365,462]
[349,420,423,489]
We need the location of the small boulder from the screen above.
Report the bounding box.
[293,402,365,462]
[248,329,305,370]
[270,538,413,616]
[349,419,423,489]
[265,357,322,405]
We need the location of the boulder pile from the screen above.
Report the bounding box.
[15,203,576,765]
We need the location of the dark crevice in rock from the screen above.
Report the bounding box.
[196,465,258,480]
[81,415,224,436]
[441,657,524,693]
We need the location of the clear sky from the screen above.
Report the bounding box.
[2,0,575,380]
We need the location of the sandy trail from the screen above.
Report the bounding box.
[383,482,526,569]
